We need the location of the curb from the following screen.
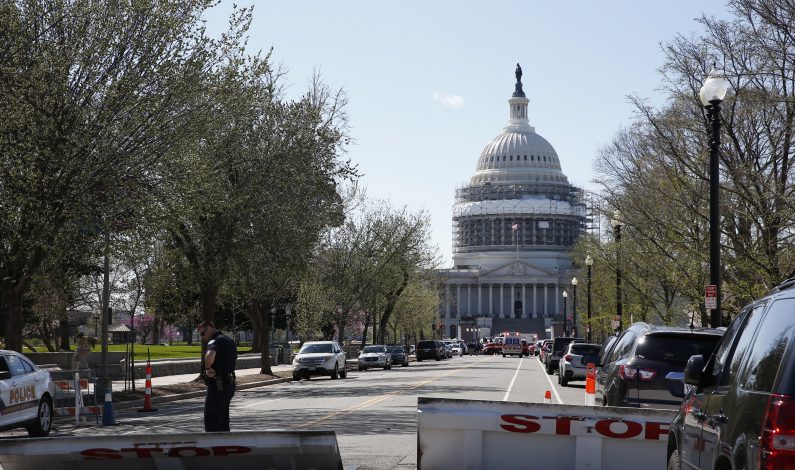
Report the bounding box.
[112,377,292,411]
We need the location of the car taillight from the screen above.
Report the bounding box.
[619,365,657,381]
[761,394,795,470]
[565,355,572,362]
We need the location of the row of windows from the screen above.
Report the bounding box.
[488,154,556,163]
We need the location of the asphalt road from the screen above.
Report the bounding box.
[29,353,593,469]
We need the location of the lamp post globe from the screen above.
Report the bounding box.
[700,66,730,328]
[611,211,623,333]
[571,277,578,337]
[585,255,593,342]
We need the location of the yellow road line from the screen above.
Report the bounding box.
[293,356,492,429]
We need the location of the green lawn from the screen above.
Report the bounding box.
[23,344,253,361]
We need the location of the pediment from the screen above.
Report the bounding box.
[481,260,554,278]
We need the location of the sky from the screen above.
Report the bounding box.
[206,1,734,267]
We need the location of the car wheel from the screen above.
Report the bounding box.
[667,449,681,470]
[293,373,300,381]
[331,364,339,380]
[417,358,422,362]
[340,364,347,379]
[403,360,408,367]
[358,366,364,371]
[546,364,553,375]
[306,375,311,381]
[436,355,441,361]
[561,374,569,387]
[27,396,52,437]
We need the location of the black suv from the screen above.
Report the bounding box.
[545,337,583,374]
[415,340,444,361]
[596,323,723,409]
[667,280,795,470]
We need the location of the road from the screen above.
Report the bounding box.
[45,354,591,469]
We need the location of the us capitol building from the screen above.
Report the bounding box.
[439,64,587,341]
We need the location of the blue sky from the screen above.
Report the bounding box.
[207,1,733,266]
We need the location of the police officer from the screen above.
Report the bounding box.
[199,321,237,432]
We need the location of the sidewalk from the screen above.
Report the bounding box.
[111,363,295,392]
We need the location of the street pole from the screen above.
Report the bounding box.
[571,277,578,337]
[586,255,593,342]
[700,66,729,328]
[562,291,568,337]
[100,230,110,397]
[612,212,623,333]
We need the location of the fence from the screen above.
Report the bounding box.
[50,370,101,424]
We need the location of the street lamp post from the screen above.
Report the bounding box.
[700,66,730,328]
[585,255,593,342]
[611,211,623,333]
[562,291,568,337]
[571,277,578,337]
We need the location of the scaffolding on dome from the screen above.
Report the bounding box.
[451,183,591,253]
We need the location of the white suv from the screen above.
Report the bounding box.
[0,350,55,436]
[292,341,347,381]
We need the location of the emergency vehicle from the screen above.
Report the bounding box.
[0,350,55,436]
[501,332,523,357]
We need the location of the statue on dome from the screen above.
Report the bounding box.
[515,63,522,84]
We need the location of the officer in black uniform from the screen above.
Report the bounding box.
[199,321,237,432]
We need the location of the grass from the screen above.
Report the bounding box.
[22,343,253,361]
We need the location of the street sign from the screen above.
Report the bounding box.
[705,284,717,310]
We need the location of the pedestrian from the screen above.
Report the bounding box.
[199,321,237,432]
[73,332,91,369]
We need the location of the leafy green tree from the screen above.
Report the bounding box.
[0,0,212,350]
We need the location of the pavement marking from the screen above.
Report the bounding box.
[501,356,524,401]
[293,356,492,430]
[537,357,562,404]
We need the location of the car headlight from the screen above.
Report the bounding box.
[293,356,300,365]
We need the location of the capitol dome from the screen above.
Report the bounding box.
[470,80,568,185]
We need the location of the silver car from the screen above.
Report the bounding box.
[558,342,602,387]
[292,341,347,381]
[357,345,392,370]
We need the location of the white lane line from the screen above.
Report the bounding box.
[502,356,524,401]
[538,358,563,404]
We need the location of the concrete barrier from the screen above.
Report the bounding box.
[417,397,676,470]
[0,431,344,470]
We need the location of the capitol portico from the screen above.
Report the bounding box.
[439,64,587,340]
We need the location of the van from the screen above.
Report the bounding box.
[502,334,523,357]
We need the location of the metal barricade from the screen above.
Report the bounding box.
[50,370,101,424]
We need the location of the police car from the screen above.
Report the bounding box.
[0,350,54,436]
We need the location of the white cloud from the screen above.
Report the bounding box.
[432,91,465,109]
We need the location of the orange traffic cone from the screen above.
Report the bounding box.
[138,360,158,413]
[544,390,552,404]
[584,363,596,406]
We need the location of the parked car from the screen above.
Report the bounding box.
[667,279,795,470]
[292,341,348,381]
[386,345,409,367]
[522,339,534,357]
[539,339,553,363]
[596,323,723,409]
[416,340,444,361]
[0,350,55,437]
[545,337,584,374]
[557,342,602,386]
[482,340,503,355]
[457,340,468,356]
[442,343,453,358]
[358,345,392,370]
[444,340,462,356]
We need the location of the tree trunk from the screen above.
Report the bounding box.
[256,301,273,375]
[200,282,219,323]
[361,314,370,348]
[377,271,411,344]
[58,310,71,351]
[1,285,25,352]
